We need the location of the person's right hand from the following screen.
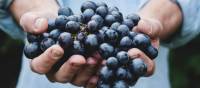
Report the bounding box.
[10,0,102,87]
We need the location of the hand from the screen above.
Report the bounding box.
[10,0,102,87]
[129,18,163,76]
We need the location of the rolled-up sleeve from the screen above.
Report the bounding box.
[0,0,24,40]
[163,0,200,48]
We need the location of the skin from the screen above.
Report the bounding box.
[10,0,182,87]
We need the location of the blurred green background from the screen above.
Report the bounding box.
[0,30,200,88]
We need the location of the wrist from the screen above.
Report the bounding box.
[10,0,59,22]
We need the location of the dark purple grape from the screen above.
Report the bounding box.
[42,32,50,39]
[116,67,128,80]
[65,21,80,34]
[87,20,100,33]
[113,80,128,88]
[81,1,97,12]
[47,19,56,32]
[116,51,129,65]
[104,29,119,45]
[55,15,68,29]
[99,43,114,59]
[49,29,62,40]
[84,34,99,53]
[72,40,85,55]
[120,36,134,51]
[129,58,147,76]
[144,45,158,59]
[96,2,107,7]
[104,15,117,26]
[58,7,73,16]
[126,13,140,25]
[76,32,87,43]
[106,57,118,69]
[122,19,135,30]
[58,32,73,49]
[110,22,121,30]
[110,11,123,23]
[40,38,55,51]
[27,33,41,43]
[97,80,111,88]
[116,25,129,37]
[108,6,119,12]
[91,14,104,26]
[133,33,151,49]
[82,9,95,24]
[96,6,108,18]
[99,66,115,83]
[24,42,42,59]
[67,15,78,22]
[129,31,137,39]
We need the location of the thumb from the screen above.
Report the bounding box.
[133,18,162,39]
[20,12,48,34]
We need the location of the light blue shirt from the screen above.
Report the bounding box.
[0,0,200,88]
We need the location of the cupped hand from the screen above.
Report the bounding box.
[129,18,163,76]
[17,4,102,88]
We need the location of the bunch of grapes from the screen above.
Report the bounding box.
[23,1,158,88]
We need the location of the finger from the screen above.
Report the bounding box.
[30,45,64,74]
[71,56,101,86]
[53,55,86,83]
[128,48,155,76]
[20,12,48,34]
[86,75,99,88]
[133,19,162,39]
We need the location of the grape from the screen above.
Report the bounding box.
[120,36,134,51]
[84,34,99,53]
[81,1,97,12]
[40,38,55,51]
[82,9,95,23]
[55,15,68,29]
[72,40,85,55]
[104,29,119,45]
[96,6,108,18]
[106,57,119,69]
[87,20,100,33]
[24,2,159,88]
[122,19,135,30]
[24,42,42,59]
[110,22,121,30]
[116,51,129,65]
[110,11,123,23]
[108,6,119,12]
[133,33,151,49]
[65,21,80,34]
[58,7,73,16]
[91,14,104,26]
[96,2,108,7]
[99,66,114,83]
[105,15,117,26]
[58,32,73,49]
[129,58,147,76]
[126,13,140,25]
[116,67,128,80]
[49,29,62,40]
[99,43,115,59]
[117,25,130,37]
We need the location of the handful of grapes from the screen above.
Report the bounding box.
[23,1,158,88]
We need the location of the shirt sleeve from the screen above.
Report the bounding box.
[162,0,200,48]
[0,0,25,40]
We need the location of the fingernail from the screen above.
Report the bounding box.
[35,18,45,29]
[51,49,63,59]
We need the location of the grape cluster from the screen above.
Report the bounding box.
[23,1,158,88]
